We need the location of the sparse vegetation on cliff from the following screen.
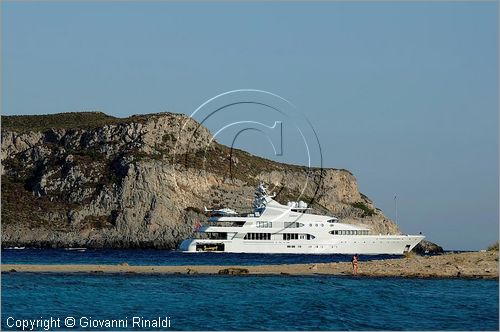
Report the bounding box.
[350,201,375,217]
[487,242,499,251]
[1,112,155,133]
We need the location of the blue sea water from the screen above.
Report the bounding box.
[1,248,403,266]
[2,249,498,331]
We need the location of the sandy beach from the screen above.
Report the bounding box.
[2,251,498,279]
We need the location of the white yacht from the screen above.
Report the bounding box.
[180,184,424,255]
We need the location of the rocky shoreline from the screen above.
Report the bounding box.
[2,251,498,279]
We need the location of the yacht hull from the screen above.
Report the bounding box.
[180,235,424,255]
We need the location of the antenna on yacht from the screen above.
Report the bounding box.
[394,194,398,228]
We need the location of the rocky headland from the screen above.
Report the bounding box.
[2,112,426,249]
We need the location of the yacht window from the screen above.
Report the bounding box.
[321,224,324,227]
[309,224,312,227]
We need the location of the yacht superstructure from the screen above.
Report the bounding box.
[180,184,424,254]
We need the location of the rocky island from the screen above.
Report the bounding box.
[2,112,411,250]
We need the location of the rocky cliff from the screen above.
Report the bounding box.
[1,112,400,249]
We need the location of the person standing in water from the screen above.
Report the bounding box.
[351,254,359,275]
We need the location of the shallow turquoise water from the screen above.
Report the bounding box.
[2,273,498,330]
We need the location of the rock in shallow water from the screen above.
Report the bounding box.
[413,239,444,255]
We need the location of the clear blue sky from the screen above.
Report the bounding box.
[2,1,498,250]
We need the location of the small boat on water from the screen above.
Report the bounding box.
[180,183,424,255]
[64,248,87,251]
